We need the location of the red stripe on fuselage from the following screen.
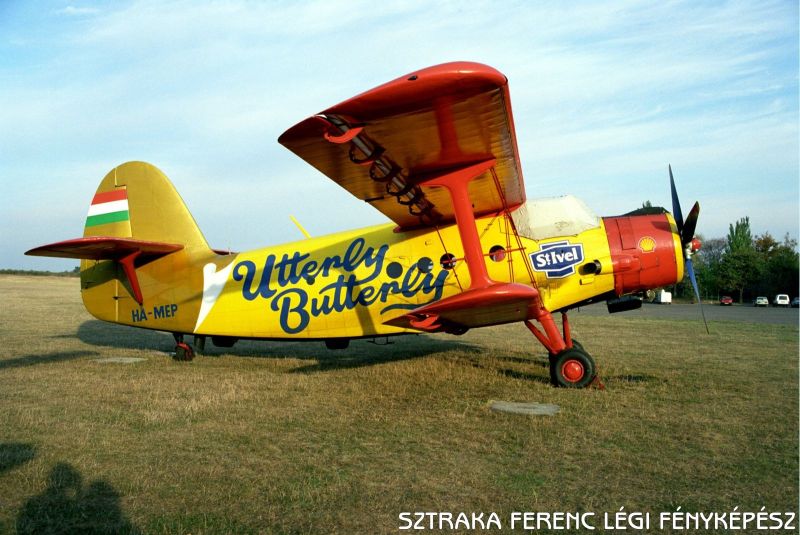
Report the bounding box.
[91,189,127,205]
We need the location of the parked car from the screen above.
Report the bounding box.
[791,297,799,308]
[754,296,769,307]
[719,296,733,306]
[773,294,790,307]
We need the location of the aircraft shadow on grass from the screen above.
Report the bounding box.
[0,351,99,370]
[72,320,554,381]
[16,462,139,535]
[441,352,553,385]
[67,322,653,385]
[72,320,478,371]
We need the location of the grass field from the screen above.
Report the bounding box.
[1,275,797,534]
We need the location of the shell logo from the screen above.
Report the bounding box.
[638,236,656,253]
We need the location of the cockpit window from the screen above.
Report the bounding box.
[511,195,601,240]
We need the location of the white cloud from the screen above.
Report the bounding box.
[57,5,99,16]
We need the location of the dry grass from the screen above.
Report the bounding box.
[0,275,797,534]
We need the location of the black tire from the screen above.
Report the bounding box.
[174,342,195,361]
[550,348,595,388]
[548,339,583,359]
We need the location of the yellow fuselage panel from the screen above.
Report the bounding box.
[80,215,615,339]
[196,223,463,338]
[528,221,615,312]
[80,248,208,330]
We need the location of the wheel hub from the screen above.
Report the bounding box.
[561,359,585,383]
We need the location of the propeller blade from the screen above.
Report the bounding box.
[669,164,684,234]
[685,258,710,334]
[669,166,706,332]
[681,201,700,247]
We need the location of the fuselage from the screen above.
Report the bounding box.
[80,200,684,341]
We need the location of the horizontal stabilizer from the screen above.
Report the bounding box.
[25,237,184,305]
[25,236,183,260]
[384,283,540,332]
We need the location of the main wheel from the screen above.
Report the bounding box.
[174,342,195,361]
[550,348,595,388]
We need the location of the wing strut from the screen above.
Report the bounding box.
[385,160,546,333]
[419,159,497,289]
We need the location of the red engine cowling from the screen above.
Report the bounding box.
[602,214,684,296]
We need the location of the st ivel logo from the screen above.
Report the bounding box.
[529,241,585,279]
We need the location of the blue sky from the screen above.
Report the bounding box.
[2,0,797,270]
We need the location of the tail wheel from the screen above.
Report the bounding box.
[174,342,195,361]
[550,348,595,388]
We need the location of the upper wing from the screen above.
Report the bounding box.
[278,62,526,229]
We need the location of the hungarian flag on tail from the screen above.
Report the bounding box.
[86,188,129,227]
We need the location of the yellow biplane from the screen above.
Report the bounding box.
[27,62,702,388]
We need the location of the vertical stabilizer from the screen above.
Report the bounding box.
[84,161,209,249]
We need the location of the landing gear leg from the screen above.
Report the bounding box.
[172,333,194,361]
[193,335,206,354]
[525,311,600,388]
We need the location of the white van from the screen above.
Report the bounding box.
[774,294,790,307]
[653,290,672,304]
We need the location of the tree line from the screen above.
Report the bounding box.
[0,267,80,277]
[688,217,798,303]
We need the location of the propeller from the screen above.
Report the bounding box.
[669,165,709,334]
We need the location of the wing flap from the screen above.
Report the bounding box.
[279,62,526,229]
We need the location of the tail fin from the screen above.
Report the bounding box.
[84,161,209,249]
[27,162,210,317]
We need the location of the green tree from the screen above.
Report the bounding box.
[754,232,779,259]
[718,248,762,303]
[718,217,762,303]
[727,217,753,253]
[692,237,726,298]
[763,234,799,297]
[686,217,796,303]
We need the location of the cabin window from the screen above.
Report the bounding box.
[511,195,601,240]
[440,253,457,270]
[489,245,506,262]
